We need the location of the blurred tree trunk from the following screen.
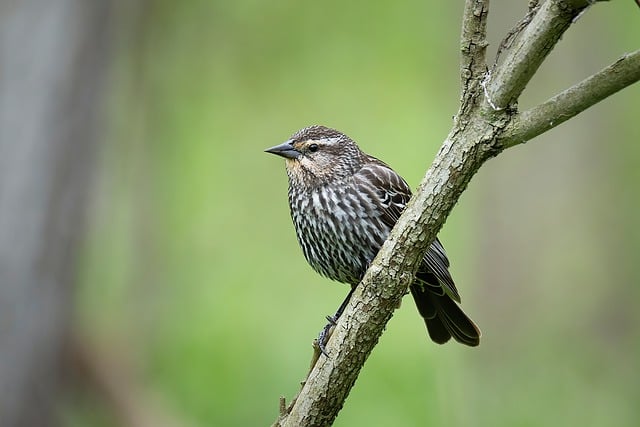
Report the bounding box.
[0,1,114,425]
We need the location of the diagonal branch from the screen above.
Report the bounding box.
[273,2,639,426]
[499,49,640,148]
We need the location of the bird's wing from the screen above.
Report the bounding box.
[357,156,461,302]
[357,157,411,230]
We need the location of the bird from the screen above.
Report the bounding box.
[265,125,480,352]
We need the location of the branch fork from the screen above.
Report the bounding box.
[274,2,640,425]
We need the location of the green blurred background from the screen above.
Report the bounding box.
[66,1,639,426]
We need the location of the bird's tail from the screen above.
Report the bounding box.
[410,282,481,347]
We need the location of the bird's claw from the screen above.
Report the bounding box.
[317,316,336,357]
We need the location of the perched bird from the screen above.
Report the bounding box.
[265,125,480,351]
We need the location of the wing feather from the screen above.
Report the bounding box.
[356,156,461,302]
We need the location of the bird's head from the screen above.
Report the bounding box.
[265,125,365,188]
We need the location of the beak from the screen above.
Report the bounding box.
[264,140,301,160]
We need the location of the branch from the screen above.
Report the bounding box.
[274,1,640,425]
[484,0,592,110]
[500,49,640,147]
[459,0,489,110]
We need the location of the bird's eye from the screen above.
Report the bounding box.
[308,143,319,153]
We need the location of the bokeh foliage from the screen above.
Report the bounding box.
[73,1,639,426]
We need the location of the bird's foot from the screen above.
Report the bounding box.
[317,315,337,357]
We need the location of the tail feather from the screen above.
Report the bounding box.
[410,283,481,347]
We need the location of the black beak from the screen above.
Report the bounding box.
[264,140,301,160]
